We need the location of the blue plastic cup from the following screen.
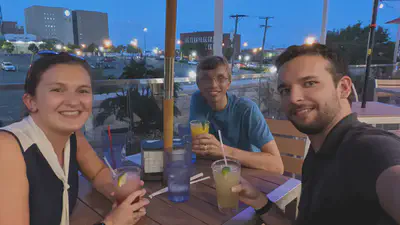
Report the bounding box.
[165,148,191,202]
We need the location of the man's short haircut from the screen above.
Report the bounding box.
[196,56,232,83]
[275,43,353,104]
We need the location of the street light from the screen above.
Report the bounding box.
[56,44,62,50]
[103,39,112,48]
[81,44,86,49]
[76,50,82,56]
[244,55,250,62]
[130,39,138,47]
[252,48,258,54]
[243,42,248,47]
[153,47,159,54]
[191,51,197,57]
[143,28,148,60]
[177,40,181,45]
[305,36,317,45]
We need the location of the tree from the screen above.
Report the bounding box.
[39,39,60,50]
[223,47,234,60]
[127,45,142,54]
[28,43,39,54]
[181,42,207,57]
[86,43,98,52]
[67,43,80,50]
[326,22,395,65]
[2,42,15,53]
[111,45,125,53]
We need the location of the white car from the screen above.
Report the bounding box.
[188,60,199,65]
[1,62,16,71]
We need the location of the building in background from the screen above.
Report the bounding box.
[1,21,24,34]
[4,34,37,42]
[25,5,74,44]
[180,31,241,58]
[0,5,6,41]
[4,33,42,54]
[72,10,109,46]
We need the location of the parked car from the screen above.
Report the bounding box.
[188,60,199,65]
[102,57,116,62]
[1,62,16,71]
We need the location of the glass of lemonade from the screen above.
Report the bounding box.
[211,159,241,214]
[113,166,142,205]
[190,120,210,137]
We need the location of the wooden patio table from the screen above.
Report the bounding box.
[71,158,292,225]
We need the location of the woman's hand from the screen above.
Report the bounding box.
[103,189,150,225]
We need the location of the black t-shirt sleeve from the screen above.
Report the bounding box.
[350,133,400,200]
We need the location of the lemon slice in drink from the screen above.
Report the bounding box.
[221,166,231,176]
[118,172,128,187]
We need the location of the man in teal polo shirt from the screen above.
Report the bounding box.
[189,56,283,173]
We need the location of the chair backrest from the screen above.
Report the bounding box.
[266,118,309,177]
[375,79,400,88]
[374,79,400,100]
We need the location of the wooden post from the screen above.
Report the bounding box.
[163,0,177,152]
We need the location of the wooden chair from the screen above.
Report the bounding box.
[374,79,400,100]
[266,118,309,178]
[265,118,309,220]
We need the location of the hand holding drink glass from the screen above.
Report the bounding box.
[191,120,225,157]
[102,165,149,225]
[112,166,142,205]
[209,130,242,214]
[190,120,210,137]
[212,159,241,213]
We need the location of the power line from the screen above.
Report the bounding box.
[230,14,248,69]
[259,16,273,64]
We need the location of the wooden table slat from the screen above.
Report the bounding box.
[145,197,208,225]
[70,199,103,225]
[78,175,112,217]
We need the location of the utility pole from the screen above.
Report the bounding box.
[230,14,248,70]
[260,16,273,65]
[361,0,379,108]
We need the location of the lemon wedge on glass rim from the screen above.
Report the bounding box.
[221,166,231,176]
[118,172,128,187]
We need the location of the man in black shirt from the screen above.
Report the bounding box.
[232,44,400,225]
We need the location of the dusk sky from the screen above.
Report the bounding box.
[1,0,400,49]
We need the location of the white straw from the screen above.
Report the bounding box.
[148,175,210,199]
[190,176,210,184]
[103,157,117,177]
[217,130,228,166]
[190,173,204,181]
